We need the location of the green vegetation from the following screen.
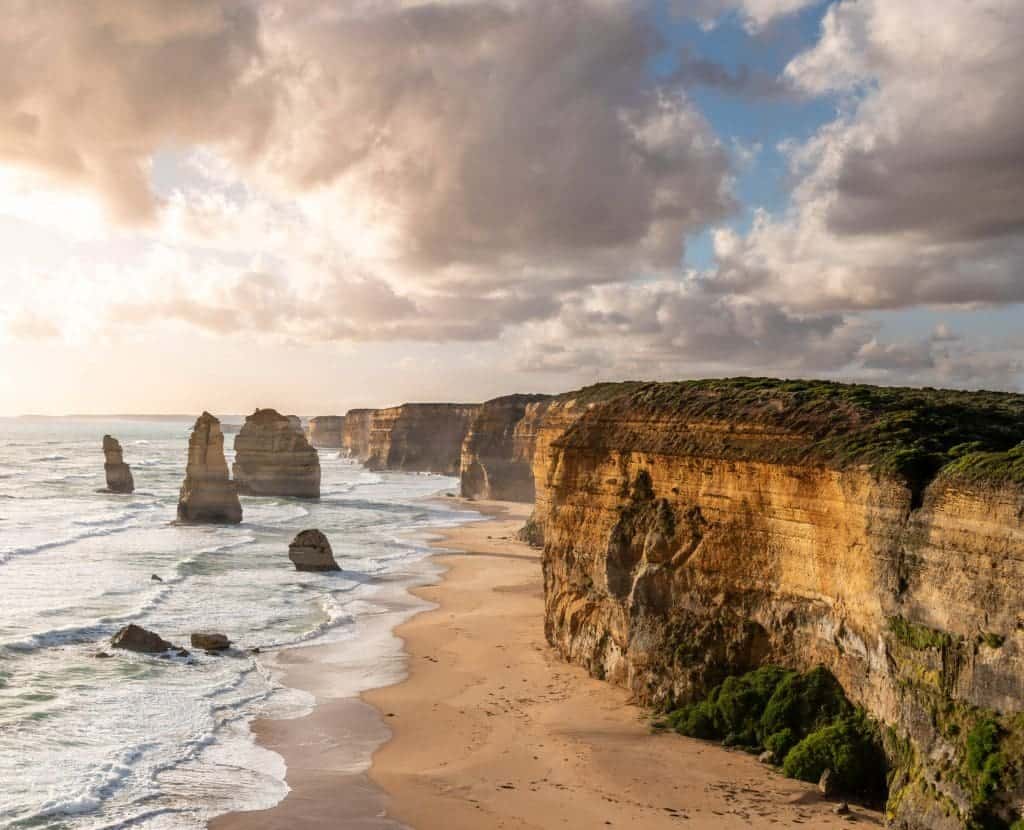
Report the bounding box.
[981,632,1007,649]
[966,718,1006,810]
[665,665,887,798]
[888,616,954,651]
[561,377,1024,495]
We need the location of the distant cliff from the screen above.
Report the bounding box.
[366,403,481,476]
[459,394,553,502]
[535,379,1024,830]
[342,409,375,461]
[307,415,345,449]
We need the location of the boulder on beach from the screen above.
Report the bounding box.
[102,435,134,493]
[111,624,185,655]
[177,412,242,524]
[288,529,340,572]
[190,632,231,651]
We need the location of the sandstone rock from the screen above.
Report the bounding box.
[342,409,375,460]
[111,624,183,655]
[758,750,776,765]
[288,529,341,572]
[307,415,345,449]
[190,632,231,651]
[365,403,481,475]
[233,408,320,498]
[102,435,134,493]
[834,801,850,815]
[177,412,242,524]
[459,394,553,502]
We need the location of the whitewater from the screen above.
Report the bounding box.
[0,417,479,829]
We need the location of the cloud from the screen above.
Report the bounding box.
[674,0,822,32]
[4,310,61,341]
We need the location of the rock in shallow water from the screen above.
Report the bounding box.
[233,408,320,498]
[111,624,186,655]
[102,434,134,493]
[177,412,242,524]
[190,632,231,651]
[288,529,340,572]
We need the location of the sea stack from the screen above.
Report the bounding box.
[288,529,340,572]
[102,435,134,493]
[307,415,345,449]
[233,409,321,498]
[177,412,242,524]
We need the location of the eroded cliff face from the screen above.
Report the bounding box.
[537,381,1024,829]
[459,394,552,502]
[366,403,481,475]
[307,415,345,449]
[233,408,320,498]
[342,409,375,461]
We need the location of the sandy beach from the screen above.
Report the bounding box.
[213,499,883,829]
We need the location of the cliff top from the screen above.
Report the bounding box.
[556,377,1024,493]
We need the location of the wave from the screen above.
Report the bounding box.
[33,453,68,462]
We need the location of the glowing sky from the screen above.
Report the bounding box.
[1,0,1022,415]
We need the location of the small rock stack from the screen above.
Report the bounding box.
[177,412,242,524]
[288,529,340,572]
[102,435,134,493]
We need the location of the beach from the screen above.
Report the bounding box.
[213,499,883,829]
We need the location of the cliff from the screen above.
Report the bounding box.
[307,415,345,449]
[177,412,242,524]
[233,408,320,498]
[536,379,1024,829]
[459,394,553,502]
[342,409,375,461]
[366,403,482,475]
[102,434,134,493]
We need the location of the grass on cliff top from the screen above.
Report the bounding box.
[662,665,887,799]
[558,377,1024,492]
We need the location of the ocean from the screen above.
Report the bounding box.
[0,417,479,829]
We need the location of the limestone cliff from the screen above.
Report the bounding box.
[459,394,553,502]
[342,409,375,461]
[366,403,481,475]
[233,409,320,498]
[177,412,242,524]
[307,415,345,449]
[537,379,1024,829]
[102,434,134,493]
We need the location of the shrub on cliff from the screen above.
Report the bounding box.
[782,713,886,795]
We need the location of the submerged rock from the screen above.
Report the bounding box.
[288,529,340,572]
[102,435,134,493]
[233,408,321,498]
[111,624,185,655]
[190,632,231,651]
[177,412,242,524]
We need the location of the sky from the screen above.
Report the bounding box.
[1,0,1022,415]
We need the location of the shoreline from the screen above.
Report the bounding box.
[212,498,883,829]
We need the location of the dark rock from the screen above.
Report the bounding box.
[190,632,231,651]
[151,574,163,582]
[102,435,134,494]
[94,651,113,659]
[111,624,179,655]
[834,801,850,815]
[288,529,340,572]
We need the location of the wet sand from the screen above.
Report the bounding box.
[213,499,882,829]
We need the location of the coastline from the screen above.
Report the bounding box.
[212,498,883,829]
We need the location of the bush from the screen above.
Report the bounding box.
[765,728,796,758]
[761,666,852,740]
[668,700,718,740]
[782,714,887,796]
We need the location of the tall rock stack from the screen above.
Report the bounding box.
[177,412,242,524]
[102,435,134,493]
[307,416,346,449]
[232,409,321,498]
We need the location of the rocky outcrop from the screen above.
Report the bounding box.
[537,379,1024,829]
[112,624,186,655]
[190,632,231,651]
[307,415,345,449]
[177,412,242,524]
[342,409,375,461]
[232,409,320,498]
[288,529,340,572]
[366,403,481,475]
[459,394,553,502]
[102,435,134,493]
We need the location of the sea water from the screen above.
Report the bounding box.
[0,418,479,829]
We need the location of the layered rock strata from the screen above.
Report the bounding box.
[537,379,1024,829]
[102,434,134,493]
[177,412,242,524]
[366,403,481,475]
[342,409,375,461]
[288,529,340,572]
[307,415,345,449]
[459,394,554,502]
[233,409,320,498]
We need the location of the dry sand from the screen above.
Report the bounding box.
[212,499,883,829]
